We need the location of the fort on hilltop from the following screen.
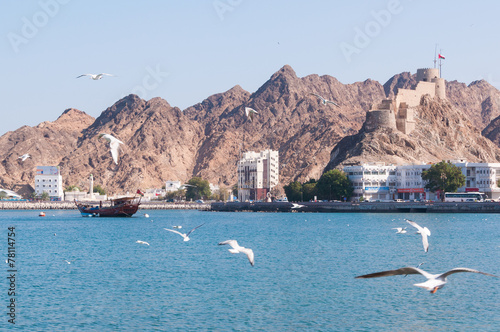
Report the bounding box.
[366,68,446,135]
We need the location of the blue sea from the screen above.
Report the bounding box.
[0,210,498,331]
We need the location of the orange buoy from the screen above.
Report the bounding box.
[39,212,46,217]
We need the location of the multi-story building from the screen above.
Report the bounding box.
[34,166,63,200]
[345,162,397,201]
[238,150,279,202]
[344,160,500,201]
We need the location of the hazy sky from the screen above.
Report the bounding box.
[1,0,498,136]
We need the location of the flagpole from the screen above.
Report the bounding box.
[439,49,442,77]
[433,44,437,68]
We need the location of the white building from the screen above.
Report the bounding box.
[344,163,397,201]
[34,166,64,200]
[165,180,182,192]
[343,160,500,201]
[0,188,23,200]
[238,150,279,202]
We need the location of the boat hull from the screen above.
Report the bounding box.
[75,197,140,217]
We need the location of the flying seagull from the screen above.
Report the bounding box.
[76,73,115,80]
[245,107,258,122]
[405,219,431,252]
[64,259,77,264]
[136,240,150,246]
[291,203,305,209]
[218,239,254,266]
[355,266,498,293]
[392,227,407,234]
[310,93,340,107]
[164,223,204,242]
[173,225,182,229]
[18,153,30,161]
[98,133,123,164]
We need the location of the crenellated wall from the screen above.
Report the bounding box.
[367,67,446,135]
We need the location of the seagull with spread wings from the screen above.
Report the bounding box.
[164,223,205,242]
[245,107,258,122]
[219,239,254,266]
[356,266,498,293]
[405,219,431,252]
[98,133,124,164]
[310,93,340,107]
[77,73,115,80]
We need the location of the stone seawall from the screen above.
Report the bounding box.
[211,201,500,213]
[0,201,210,210]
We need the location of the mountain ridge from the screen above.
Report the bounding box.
[1,65,499,195]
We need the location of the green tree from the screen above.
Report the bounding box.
[302,179,317,201]
[40,192,50,201]
[316,169,354,201]
[284,181,303,202]
[185,177,211,200]
[422,161,466,200]
[93,185,106,195]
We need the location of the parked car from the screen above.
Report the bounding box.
[195,199,204,203]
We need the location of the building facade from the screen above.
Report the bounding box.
[344,160,500,201]
[165,180,182,192]
[34,166,64,200]
[238,150,279,202]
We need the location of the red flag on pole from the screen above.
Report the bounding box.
[136,189,144,196]
[438,54,445,59]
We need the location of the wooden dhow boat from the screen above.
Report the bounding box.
[75,196,141,217]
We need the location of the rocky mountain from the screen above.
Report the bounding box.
[58,95,204,195]
[1,65,500,196]
[325,95,500,171]
[0,109,94,196]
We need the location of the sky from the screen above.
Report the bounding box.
[1,0,499,136]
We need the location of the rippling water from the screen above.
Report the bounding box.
[0,210,498,331]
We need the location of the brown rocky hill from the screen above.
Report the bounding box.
[0,109,94,195]
[58,95,204,195]
[184,65,386,187]
[324,95,500,171]
[1,65,500,195]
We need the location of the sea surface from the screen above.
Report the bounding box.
[0,210,498,331]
